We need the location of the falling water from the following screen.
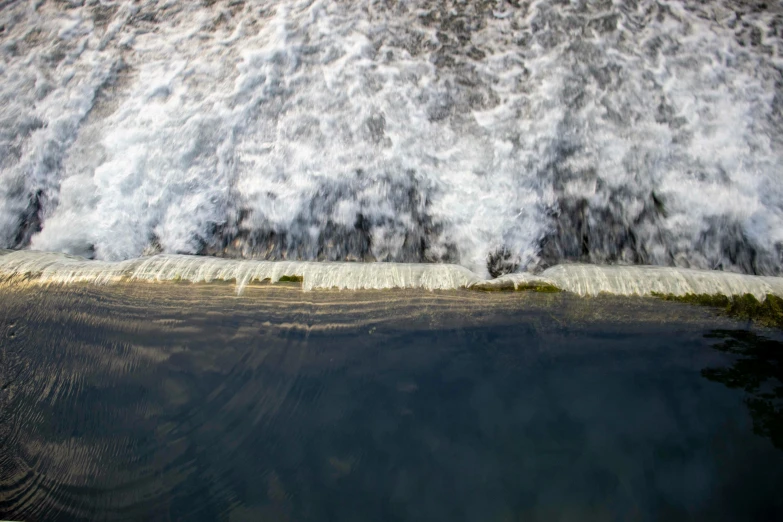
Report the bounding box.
[3,249,783,298]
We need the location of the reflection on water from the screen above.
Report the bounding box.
[702,331,783,451]
[1,283,783,521]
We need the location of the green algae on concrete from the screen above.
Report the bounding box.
[517,282,562,293]
[469,281,561,293]
[652,292,783,329]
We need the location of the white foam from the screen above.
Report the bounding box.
[1,1,780,276]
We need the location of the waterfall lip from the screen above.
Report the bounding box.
[1,250,783,300]
[0,250,482,292]
[538,264,783,300]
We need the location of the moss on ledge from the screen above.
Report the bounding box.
[652,292,783,329]
[278,275,304,283]
[470,281,562,293]
[522,282,561,293]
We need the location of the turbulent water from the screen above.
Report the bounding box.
[1,0,782,277]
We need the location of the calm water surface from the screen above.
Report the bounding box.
[1,284,782,521]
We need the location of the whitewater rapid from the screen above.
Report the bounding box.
[1,0,782,277]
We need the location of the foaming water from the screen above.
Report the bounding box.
[2,249,783,299]
[1,1,782,276]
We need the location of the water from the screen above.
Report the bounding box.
[4,249,783,298]
[1,283,783,521]
[1,0,782,277]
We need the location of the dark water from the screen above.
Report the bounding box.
[1,284,782,521]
